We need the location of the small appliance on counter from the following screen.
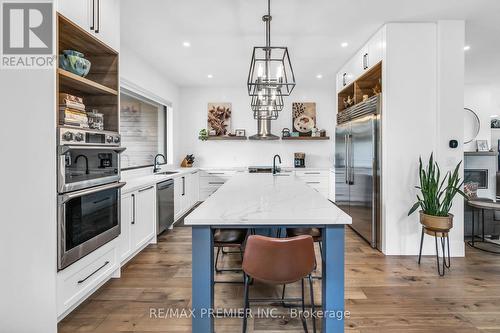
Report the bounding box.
[294,152,305,168]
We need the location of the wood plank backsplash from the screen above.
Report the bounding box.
[120,94,160,168]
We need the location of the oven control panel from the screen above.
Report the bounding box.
[58,127,121,146]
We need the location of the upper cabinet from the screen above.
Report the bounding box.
[337,27,385,92]
[58,0,120,51]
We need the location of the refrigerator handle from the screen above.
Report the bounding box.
[344,134,349,184]
[349,134,354,185]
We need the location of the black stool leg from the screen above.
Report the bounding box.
[281,284,286,306]
[418,227,424,265]
[242,274,250,333]
[300,279,308,333]
[308,275,317,333]
[215,247,221,273]
[472,208,475,246]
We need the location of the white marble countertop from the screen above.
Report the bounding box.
[121,167,199,194]
[184,173,351,226]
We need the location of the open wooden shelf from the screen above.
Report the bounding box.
[58,69,118,96]
[282,136,330,140]
[57,13,119,132]
[207,136,248,141]
[338,62,382,115]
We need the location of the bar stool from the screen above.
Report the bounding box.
[213,228,247,284]
[241,235,317,333]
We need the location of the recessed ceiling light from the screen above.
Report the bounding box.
[490,114,498,118]
[316,74,323,79]
[464,45,471,51]
[207,74,213,79]
[182,41,191,47]
[341,42,349,48]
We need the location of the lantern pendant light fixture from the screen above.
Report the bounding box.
[247,0,296,121]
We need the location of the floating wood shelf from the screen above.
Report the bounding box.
[207,136,248,140]
[282,136,330,140]
[464,151,498,156]
[58,69,118,96]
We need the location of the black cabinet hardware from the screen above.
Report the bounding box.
[131,194,135,224]
[77,261,109,284]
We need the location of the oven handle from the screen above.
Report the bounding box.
[58,146,126,155]
[59,182,126,204]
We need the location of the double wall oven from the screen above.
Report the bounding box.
[57,127,126,270]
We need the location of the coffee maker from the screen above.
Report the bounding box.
[294,152,305,168]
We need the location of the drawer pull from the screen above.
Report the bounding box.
[208,172,225,175]
[304,172,321,175]
[77,261,110,284]
[139,186,154,192]
[306,182,321,184]
[208,182,225,185]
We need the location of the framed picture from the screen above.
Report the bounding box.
[292,102,316,136]
[235,129,246,137]
[476,140,489,152]
[207,103,232,136]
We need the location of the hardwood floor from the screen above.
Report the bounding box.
[58,227,500,332]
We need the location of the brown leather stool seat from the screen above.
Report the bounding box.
[214,229,247,245]
[287,227,322,242]
[241,235,317,333]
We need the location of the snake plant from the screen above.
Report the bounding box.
[408,153,467,217]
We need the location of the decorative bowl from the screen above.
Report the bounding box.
[59,50,91,77]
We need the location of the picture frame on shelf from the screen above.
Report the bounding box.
[235,129,246,137]
[476,140,489,152]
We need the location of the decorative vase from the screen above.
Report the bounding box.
[59,50,91,77]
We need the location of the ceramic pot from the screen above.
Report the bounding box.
[59,49,91,77]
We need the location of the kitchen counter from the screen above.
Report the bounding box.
[184,173,350,333]
[184,173,350,226]
[121,168,199,194]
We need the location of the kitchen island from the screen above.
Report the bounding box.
[184,173,352,333]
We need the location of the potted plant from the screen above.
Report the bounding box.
[408,153,467,231]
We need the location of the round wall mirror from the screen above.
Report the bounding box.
[464,107,480,144]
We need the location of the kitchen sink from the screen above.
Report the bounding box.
[156,171,178,175]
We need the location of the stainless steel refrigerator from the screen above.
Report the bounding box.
[335,96,381,249]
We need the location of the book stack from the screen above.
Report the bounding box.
[59,93,89,128]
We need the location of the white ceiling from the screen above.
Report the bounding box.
[121,0,500,88]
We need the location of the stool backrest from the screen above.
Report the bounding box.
[242,235,316,284]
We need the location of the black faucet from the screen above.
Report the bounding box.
[153,154,166,173]
[273,154,281,175]
[75,155,89,174]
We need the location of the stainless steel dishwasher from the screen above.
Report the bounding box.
[157,179,174,235]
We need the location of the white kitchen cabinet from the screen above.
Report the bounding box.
[174,177,183,221]
[188,170,200,206]
[295,170,329,199]
[199,170,236,201]
[119,192,133,263]
[57,241,118,319]
[132,185,156,250]
[367,29,384,70]
[58,0,120,51]
[328,170,335,202]
[58,0,91,33]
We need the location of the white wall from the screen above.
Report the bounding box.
[178,86,335,167]
[382,22,465,257]
[0,33,57,333]
[464,83,500,151]
[120,43,182,165]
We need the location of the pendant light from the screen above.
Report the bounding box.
[247,0,296,120]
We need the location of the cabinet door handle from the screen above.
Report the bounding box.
[138,186,154,192]
[90,0,95,30]
[77,261,109,284]
[208,182,225,185]
[95,0,100,33]
[182,177,185,196]
[363,53,369,70]
[342,73,347,86]
[131,194,135,224]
